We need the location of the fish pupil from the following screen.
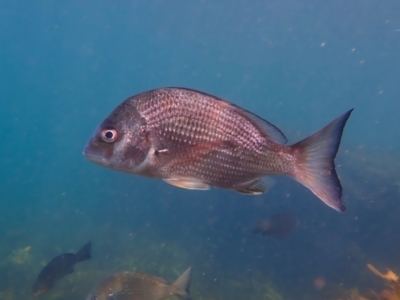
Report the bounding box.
[105,131,113,139]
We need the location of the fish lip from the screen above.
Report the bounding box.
[83,142,108,165]
[82,144,92,159]
[83,149,107,165]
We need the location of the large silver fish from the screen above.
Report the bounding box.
[84,88,352,212]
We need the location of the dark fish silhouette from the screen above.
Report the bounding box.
[86,267,191,300]
[84,87,352,212]
[32,241,91,297]
[254,212,298,238]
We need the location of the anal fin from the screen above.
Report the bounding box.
[164,178,210,190]
[234,177,275,195]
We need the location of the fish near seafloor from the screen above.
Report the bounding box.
[86,267,192,300]
[254,212,298,238]
[83,87,353,212]
[32,241,91,297]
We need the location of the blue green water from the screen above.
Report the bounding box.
[1,1,400,299]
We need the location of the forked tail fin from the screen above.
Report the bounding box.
[171,267,192,300]
[291,109,353,212]
[75,241,91,262]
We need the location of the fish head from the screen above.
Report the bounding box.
[258,220,272,231]
[83,101,150,173]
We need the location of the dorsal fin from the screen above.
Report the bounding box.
[238,109,288,144]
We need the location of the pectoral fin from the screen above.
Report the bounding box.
[164,178,210,190]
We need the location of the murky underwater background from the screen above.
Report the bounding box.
[1,1,400,299]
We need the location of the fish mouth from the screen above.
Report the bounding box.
[83,150,107,165]
[83,141,108,165]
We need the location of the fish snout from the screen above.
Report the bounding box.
[83,138,110,165]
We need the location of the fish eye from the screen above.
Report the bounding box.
[101,129,118,143]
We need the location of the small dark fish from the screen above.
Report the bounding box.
[83,87,352,212]
[254,212,298,238]
[86,267,191,300]
[32,241,91,297]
